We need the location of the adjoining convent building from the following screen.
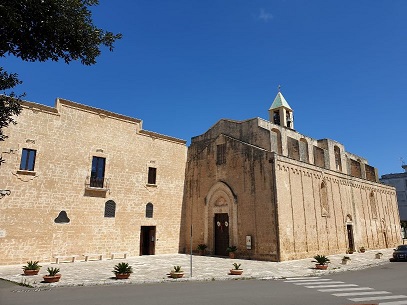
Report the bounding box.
[0,98,187,265]
[180,91,401,261]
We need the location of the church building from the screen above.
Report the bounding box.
[180,91,401,261]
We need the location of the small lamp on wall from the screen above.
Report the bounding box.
[0,190,11,199]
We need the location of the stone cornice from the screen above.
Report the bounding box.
[276,156,396,195]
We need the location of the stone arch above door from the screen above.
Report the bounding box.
[204,181,238,252]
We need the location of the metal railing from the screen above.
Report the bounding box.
[85,176,110,190]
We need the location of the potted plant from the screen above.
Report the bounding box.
[43,267,61,283]
[375,252,383,259]
[22,261,41,276]
[113,262,133,279]
[341,256,351,265]
[312,255,330,270]
[197,244,207,256]
[226,246,237,259]
[229,263,243,275]
[359,246,366,253]
[346,248,354,254]
[169,265,184,278]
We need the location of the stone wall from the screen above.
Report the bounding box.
[181,134,279,261]
[275,155,401,261]
[0,99,187,265]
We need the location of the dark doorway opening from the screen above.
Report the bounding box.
[140,226,156,255]
[347,224,355,251]
[214,213,229,256]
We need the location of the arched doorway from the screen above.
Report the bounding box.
[205,181,237,256]
[345,214,354,251]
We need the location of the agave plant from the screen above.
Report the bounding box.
[113,262,133,275]
[23,261,42,271]
[312,255,330,265]
[47,267,60,276]
[197,244,207,250]
[226,246,237,253]
[173,265,182,273]
[232,263,242,270]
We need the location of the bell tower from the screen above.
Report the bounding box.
[268,88,294,129]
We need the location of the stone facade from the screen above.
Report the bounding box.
[0,92,401,265]
[380,166,407,238]
[180,92,401,261]
[0,98,187,265]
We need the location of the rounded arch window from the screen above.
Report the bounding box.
[320,181,329,217]
[104,200,116,218]
[146,202,153,218]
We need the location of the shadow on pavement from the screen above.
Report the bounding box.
[0,279,19,289]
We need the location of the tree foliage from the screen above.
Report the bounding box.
[0,68,23,142]
[0,0,122,147]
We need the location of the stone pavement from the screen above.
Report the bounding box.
[0,249,394,288]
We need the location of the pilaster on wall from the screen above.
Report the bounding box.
[274,155,400,261]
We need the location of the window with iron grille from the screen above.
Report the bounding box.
[104,200,116,218]
[20,148,36,171]
[146,202,153,218]
[148,167,157,184]
[216,144,226,165]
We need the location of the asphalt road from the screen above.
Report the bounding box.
[1,262,406,305]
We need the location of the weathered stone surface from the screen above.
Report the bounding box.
[181,113,401,261]
[0,99,187,265]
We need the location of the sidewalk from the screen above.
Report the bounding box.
[0,249,393,288]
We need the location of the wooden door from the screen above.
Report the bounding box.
[214,213,229,256]
[140,226,156,255]
[347,224,354,251]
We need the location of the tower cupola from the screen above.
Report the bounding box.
[268,90,294,129]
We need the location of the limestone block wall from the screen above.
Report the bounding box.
[0,99,187,265]
[275,155,401,261]
[181,134,279,260]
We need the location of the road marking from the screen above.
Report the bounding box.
[284,279,333,283]
[284,277,321,280]
[378,301,407,305]
[295,281,345,285]
[305,284,358,288]
[333,291,391,297]
[318,287,374,292]
[349,295,407,302]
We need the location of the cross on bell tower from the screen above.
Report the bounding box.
[268,87,294,129]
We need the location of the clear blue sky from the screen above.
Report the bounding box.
[3,0,407,176]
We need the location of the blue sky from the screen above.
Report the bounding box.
[3,0,407,176]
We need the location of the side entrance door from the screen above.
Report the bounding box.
[346,224,355,251]
[214,213,229,256]
[140,226,156,255]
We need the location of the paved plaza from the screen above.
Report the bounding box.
[0,249,394,288]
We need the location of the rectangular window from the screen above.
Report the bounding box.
[148,167,157,184]
[19,148,36,171]
[90,156,106,188]
[216,144,226,165]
